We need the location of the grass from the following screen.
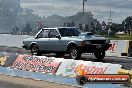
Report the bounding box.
[103,34,132,40]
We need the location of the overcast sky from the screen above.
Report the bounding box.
[20,0,132,23]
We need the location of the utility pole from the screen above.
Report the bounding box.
[108,8,112,35]
[83,0,85,15]
[108,8,112,26]
[82,0,87,32]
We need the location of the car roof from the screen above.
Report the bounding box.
[43,27,76,30]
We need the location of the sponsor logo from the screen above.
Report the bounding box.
[64,63,108,75]
[83,74,130,83]
[75,64,108,75]
[0,56,7,66]
[12,55,61,74]
[65,62,76,73]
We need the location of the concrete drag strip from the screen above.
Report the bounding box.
[0,74,77,88]
[0,67,125,88]
[0,67,81,87]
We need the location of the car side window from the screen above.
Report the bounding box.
[37,29,49,38]
[49,29,59,38]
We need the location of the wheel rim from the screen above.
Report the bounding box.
[31,45,38,55]
[70,48,78,59]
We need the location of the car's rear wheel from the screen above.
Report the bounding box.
[69,47,81,60]
[94,51,105,61]
[31,44,42,56]
[55,52,65,57]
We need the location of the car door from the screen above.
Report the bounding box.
[48,29,65,51]
[35,29,50,51]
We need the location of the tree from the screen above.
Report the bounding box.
[124,16,132,30]
[71,21,75,27]
[63,23,66,27]
[0,0,22,32]
[67,22,71,27]
[102,21,107,32]
[17,8,42,34]
[90,22,95,33]
[96,21,102,31]
[22,23,32,34]
[85,24,89,32]
[79,23,83,31]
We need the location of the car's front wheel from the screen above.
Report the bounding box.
[94,51,105,61]
[30,44,42,56]
[69,47,81,60]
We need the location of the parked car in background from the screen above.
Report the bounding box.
[22,27,111,61]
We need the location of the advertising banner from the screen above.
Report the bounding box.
[0,52,17,66]
[56,59,122,77]
[106,40,129,57]
[56,59,84,77]
[4,52,18,67]
[11,55,63,74]
[0,52,7,66]
[106,40,119,56]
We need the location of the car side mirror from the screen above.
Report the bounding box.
[56,35,61,39]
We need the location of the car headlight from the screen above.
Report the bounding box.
[81,41,91,46]
[105,39,110,43]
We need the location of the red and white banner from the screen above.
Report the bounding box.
[11,55,62,74]
[106,40,129,57]
[56,59,122,77]
[106,40,118,56]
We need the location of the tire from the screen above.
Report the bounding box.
[76,76,86,85]
[30,44,42,56]
[55,52,65,57]
[94,51,105,61]
[69,47,81,60]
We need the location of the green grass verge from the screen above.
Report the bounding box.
[103,34,132,40]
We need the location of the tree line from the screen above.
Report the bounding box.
[0,0,132,35]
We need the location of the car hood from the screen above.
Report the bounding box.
[70,35,107,40]
[81,35,106,40]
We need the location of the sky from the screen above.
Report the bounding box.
[20,0,132,23]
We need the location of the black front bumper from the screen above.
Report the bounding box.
[79,44,112,53]
[22,44,27,49]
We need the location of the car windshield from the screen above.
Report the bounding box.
[58,28,81,37]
